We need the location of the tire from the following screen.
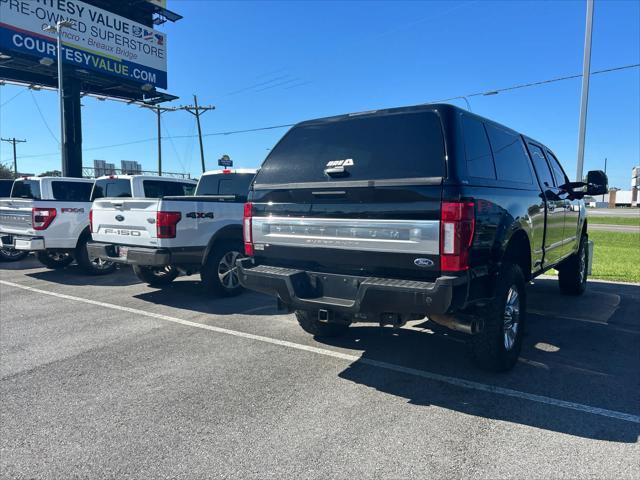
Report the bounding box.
[75,235,116,276]
[200,241,244,297]
[469,263,526,372]
[132,265,179,286]
[558,234,588,296]
[0,248,28,262]
[295,309,351,338]
[36,250,74,270]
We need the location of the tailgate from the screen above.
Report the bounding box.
[0,199,34,234]
[91,199,160,247]
[250,185,442,281]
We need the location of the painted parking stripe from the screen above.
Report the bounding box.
[2,279,639,425]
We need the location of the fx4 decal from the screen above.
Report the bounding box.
[186,212,214,219]
[61,208,85,213]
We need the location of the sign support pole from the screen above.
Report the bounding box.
[62,77,83,178]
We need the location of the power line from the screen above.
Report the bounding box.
[4,63,638,164]
[162,121,187,174]
[29,91,60,144]
[432,63,640,103]
[0,89,26,108]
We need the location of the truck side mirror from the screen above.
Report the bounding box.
[586,170,608,196]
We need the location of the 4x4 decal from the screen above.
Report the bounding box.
[186,212,214,219]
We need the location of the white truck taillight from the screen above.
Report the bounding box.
[156,211,181,238]
[32,207,57,231]
[243,202,253,256]
[89,209,94,233]
[440,201,475,272]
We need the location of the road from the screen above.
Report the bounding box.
[588,208,640,217]
[1,259,639,479]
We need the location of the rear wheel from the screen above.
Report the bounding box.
[558,234,588,295]
[133,265,179,286]
[469,263,526,372]
[75,235,116,276]
[295,309,351,338]
[200,241,244,297]
[36,250,74,270]
[0,248,28,262]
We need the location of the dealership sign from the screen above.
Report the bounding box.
[0,0,168,89]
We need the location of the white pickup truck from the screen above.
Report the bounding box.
[0,179,28,262]
[0,175,196,274]
[88,169,256,296]
[0,176,109,273]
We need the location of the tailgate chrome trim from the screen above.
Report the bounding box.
[252,217,439,254]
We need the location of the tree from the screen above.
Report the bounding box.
[38,170,62,177]
[0,163,15,179]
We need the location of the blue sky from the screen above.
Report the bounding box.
[1,0,638,188]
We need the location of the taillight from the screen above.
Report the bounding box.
[32,207,57,230]
[89,209,94,233]
[440,201,475,272]
[156,211,181,238]
[243,202,253,256]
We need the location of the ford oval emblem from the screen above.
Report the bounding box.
[414,258,434,267]
[115,215,125,222]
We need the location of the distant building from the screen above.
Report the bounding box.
[121,160,142,175]
[94,160,116,177]
[587,166,639,208]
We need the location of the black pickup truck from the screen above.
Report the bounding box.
[237,104,607,371]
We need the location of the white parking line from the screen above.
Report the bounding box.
[2,279,639,425]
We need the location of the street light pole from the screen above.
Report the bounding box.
[43,20,74,175]
[576,0,594,182]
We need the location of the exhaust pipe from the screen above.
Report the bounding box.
[429,314,484,335]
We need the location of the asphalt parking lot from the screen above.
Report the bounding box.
[1,258,639,479]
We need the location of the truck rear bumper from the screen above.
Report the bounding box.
[87,242,171,266]
[0,234,45,251]
[237,258,467,316]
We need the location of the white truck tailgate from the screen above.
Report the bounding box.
[0,199,34,235]
[92,199,160,247]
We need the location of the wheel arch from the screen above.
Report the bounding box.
[74,226,91,250]
[202,224,243,265]
[500,228,532,281]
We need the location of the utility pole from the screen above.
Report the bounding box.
[1,137,27,177]
[141,104,176,176]
[575,0,594,182]
[178,95,215,173]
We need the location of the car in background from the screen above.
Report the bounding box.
[89,174,197,202]
[0,178,28,262]
[88,169,255,296]
[0,176,108,272]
